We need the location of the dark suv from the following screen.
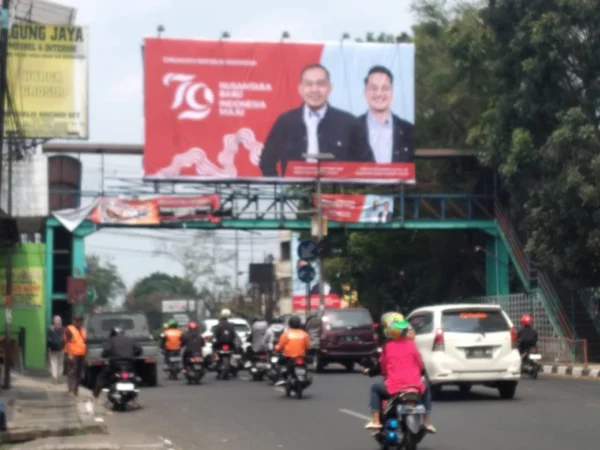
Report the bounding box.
[305,308,376,373]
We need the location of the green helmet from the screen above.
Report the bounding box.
[168,319,178,328]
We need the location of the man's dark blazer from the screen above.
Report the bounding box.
[259,105,370,177]
[378,211,393,223]
[353,113,415,163]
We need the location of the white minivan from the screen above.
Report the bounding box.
[407,304,522,399]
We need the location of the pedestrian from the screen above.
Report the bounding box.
[64,314,87,397]
[47,315,65,383]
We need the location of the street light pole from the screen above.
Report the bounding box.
[0,0,12,390]
[302,152,334,308]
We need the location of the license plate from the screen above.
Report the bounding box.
[193,364,203,370]
[116,382,134,391]
[271,357,279,363]
[256,362,268,369]
[232,354,241,360]
[169,356,181,362]
[295,367,306,375]
[529,354,542,360]
[466,347,493,359]
[397,404,426,414]
[341,336,357,342]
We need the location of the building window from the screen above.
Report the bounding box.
[279,278,291,297]
[280,241,291,261]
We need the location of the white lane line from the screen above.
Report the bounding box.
[339,408,371,421]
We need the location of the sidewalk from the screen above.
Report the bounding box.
[0,371,106,445]
[7,433,181,449]
[540,363,600,378]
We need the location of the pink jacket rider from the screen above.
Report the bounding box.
[380,339,426,395]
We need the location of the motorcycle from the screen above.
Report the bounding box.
[184,355,205,384]
[164,352,182,380]
[215,344,238,380]
[521,348,542,379]
[373,388,427,450]
[266,353,281,385]
[281,357,312,399]
[103,369,139,411]
[247,352,270,381]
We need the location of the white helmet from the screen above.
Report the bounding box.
[220,308,232,318]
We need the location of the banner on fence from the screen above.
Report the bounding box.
[315,194,395,223]
[143,39,415,184]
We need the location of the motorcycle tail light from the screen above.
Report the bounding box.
[121,373,129,379]
[531,348,537,353]
[192,357,202,362]
[295,358,304,365]
[259,354,265,359]
[222,345,230,351]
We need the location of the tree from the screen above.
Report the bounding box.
[155,230,236,310]
[463,0,600,284]
[85,254,126,309]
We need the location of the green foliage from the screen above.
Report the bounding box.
[84,254,125,309]
[125,272,198,313]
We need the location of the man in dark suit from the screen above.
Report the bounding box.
[259,64,369,177]
[353,65,414,164]
[378,201,393,223]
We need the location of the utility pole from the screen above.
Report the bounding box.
[303,152,334,308]
[234,230,238,294]
[0,0,12,389]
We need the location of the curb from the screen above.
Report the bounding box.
[541,364,600,378]
[0,419,107,444]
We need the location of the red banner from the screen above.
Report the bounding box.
[292,295,342,311]
[89,196,220,225]
[143,39,415,184]
[314,194,395,223]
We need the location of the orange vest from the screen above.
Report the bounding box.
[65,325,87,356]
[275,329,310,358]
[164,328,183,351]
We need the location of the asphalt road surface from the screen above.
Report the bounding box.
[102,366,600,450]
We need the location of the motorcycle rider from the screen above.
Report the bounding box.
[264,316,286,351]
[181,321,206,373]
[161,319,183,369]
[92,327,142,407]
[246,316,269,361]
[274,315,310,386]
[364,312,435,433]
[518,314,538,361]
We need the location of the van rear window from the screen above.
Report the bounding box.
[442,310,509,333]
[324,309,373,330]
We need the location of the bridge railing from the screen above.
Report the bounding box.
[538,337,588,367]
[494,201,574,338]
[576,288,600,334]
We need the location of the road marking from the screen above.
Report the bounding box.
[339,408,371,421]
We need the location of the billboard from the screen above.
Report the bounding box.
[143,39,415,184]
[290,232,341,311]
[316,194,395,223]
[6,24,89,139]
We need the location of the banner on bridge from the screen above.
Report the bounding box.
[143,39,415,184]
[88,195,220,225]
[315,194,395,223]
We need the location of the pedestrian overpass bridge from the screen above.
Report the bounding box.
[44,189,573,342]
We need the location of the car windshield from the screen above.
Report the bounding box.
[442,310,509,333]
[234,323,249,332]
[87,314,150,339]
[324,310,372,330]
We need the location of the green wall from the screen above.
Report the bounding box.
[0,243,46,369]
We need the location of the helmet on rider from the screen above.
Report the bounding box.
[520,314,533,327]
[381,312,409,340]
[252,316,264,324]
[188,321,198,331]
[163,322,169,330]
[168,319,178,328]
[288,315,302,329]
[271,316,283,324]
[110,327,124,338]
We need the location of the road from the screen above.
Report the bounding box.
[102,367,600,450]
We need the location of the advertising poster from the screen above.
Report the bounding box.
[144,39,415,183]
[316,194,395,223]
[87,195,220,225]
[290,232,341,311]
[6,24,89,139]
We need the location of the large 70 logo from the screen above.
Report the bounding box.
[162,73,215,120]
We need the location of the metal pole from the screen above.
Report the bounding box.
[316,160,325,308]
[305,281,310,318]
[234,230,239,293]
[1,0,12,390]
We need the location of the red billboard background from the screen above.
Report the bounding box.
[143,39,415,183]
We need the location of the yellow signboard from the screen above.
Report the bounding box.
[5,24,89,139]
[0,268,44,306]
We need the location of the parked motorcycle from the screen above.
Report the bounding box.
[164,353,182,380]
[372,389,428,450]
[521,349,542,379]
[184,355,205,384]
[103,369,139,411]
[281,357,312,399]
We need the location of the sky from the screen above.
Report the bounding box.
[52,0,417,292]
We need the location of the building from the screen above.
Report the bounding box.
[275,230,292,314]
